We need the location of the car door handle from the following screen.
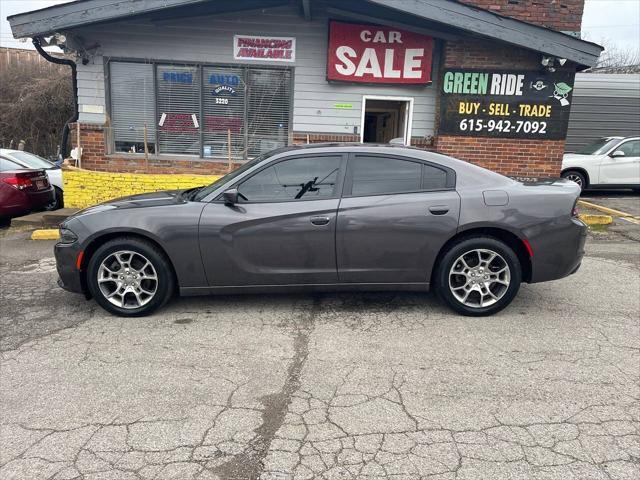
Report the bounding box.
[310,216,331,226]
[428,205,450,215]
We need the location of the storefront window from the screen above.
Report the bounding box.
[110,62,156,154]
[203,66,246,160]
[157,64,201,156]
[108,61,292,160]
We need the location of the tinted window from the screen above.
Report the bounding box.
[422,164,448,190]
[617,140,640,156]
[238,155,342,202]
[350,156,422,196]
[576,138,620,155]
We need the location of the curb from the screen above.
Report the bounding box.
[31,229,60,240]
[578,200,639,219]
[579,214,613,226]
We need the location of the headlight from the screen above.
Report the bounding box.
[58,228,78,244]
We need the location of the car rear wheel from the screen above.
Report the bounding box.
[435,237,521,316]
[561,170,587,192]
[87,237,175,317]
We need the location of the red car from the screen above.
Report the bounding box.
[0,157,54,226]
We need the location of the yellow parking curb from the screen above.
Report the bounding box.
[579,214,613,226]
[31,229,60,240]
[578,200,638,219]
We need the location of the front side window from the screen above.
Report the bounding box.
[615,140,640,157]
[238,156,342,202]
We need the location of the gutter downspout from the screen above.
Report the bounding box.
[32,37,78,163]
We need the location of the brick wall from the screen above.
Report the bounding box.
[458,0,585,32]
[435,38,572,178]
[70,127,437,175]
[71,123,242,174]
[292,133,435,149]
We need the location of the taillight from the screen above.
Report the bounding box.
[571,200,579,217]
[2,175,33,190]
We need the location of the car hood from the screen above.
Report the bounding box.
[72,189,190,217]
[563,153,591,163]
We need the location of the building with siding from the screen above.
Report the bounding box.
[565,72,640,152]
[8,0,602,178]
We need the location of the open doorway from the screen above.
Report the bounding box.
[361,96,413,145]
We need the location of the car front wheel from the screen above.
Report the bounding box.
[435,237,522,316]
[87,237,175,317]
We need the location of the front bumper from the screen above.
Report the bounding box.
[54,242,85,295]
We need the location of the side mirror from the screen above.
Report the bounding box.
[222,188,239,205]
[610,150,626,158]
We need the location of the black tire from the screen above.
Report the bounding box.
[435,237,522,316]
[87,237,175,317]
[561,170,587,192]
[44,187,64,211]
[0,217,10,229]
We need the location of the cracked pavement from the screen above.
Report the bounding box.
[0,228,639,479]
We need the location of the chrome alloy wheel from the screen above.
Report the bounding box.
[97,250,158,309]
[564,173,583,187]
[448,249,511,308]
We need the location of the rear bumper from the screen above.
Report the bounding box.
[529,217,587,283]
[54,242,85,295]
[28,186,55,210]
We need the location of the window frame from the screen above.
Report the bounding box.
[342,153,456,198]
[105,58,294,161]
[215,153,348,204]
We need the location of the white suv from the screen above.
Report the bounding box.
[562,137,640,192]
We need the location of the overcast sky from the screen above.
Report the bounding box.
[1,0,639,53]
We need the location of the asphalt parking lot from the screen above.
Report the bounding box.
[1,215,639,479]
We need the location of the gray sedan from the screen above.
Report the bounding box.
[55,144,587,317]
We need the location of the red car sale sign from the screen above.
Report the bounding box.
[327,21,434,84]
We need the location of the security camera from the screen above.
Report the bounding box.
[558,58,567,66]
[541,56,551,67]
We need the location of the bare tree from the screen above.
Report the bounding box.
[0,61,73,158]
[597,43,640,68]
[582,34,640,69]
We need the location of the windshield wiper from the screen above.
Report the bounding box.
[182,186,204,201]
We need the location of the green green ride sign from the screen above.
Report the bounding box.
[439,69,575,140]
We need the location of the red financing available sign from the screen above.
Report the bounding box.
[327,21,434,84]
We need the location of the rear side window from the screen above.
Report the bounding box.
[238,155,342,202]
[422,164,448,190]
[349,156,449,196]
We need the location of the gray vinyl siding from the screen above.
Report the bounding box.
[77,61,106,123]
[565,73,640,152]
[73,3,437,137]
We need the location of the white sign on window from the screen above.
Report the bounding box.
[233,35,296,62]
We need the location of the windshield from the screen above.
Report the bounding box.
[576,138,620,155]
[192,151,281,201]
[6,151,55,169]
